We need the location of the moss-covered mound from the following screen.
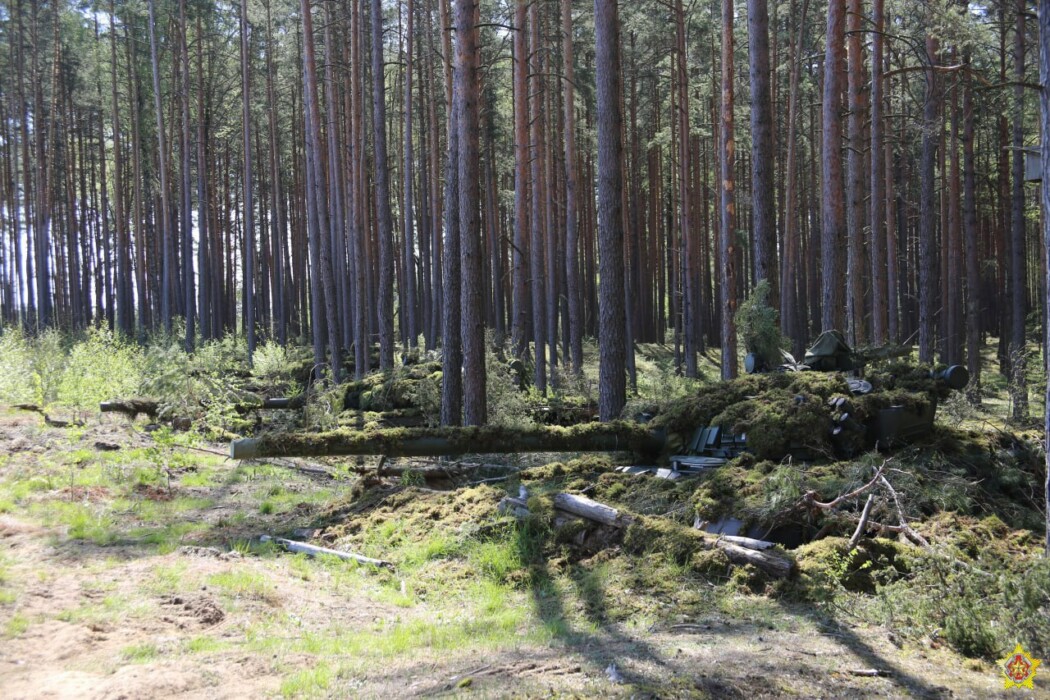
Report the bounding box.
[650,371,850,458]
[648,365,959,460]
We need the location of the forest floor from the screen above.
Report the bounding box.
[0,405,1043,699]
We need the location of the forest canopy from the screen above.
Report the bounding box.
[0,0,1045,426]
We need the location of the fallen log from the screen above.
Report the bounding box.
[259,535,393,569]
[711,538,794,579]
[718,534,778,551]
[100,399,160,417]
[102,396,304,418]
[497,492,793,579]
[552,493,633,528]
[229,422,666,460]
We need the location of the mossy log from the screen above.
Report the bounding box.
[100,399,160,417]
[712,537,793,578]
[230,422,665,460]
[101,396,303,419]
[552,493,633,527]
[501,492,793,579]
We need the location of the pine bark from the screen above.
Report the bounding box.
[844,0,866,345]
[1010,0,1028,420]
[719,0,738,379]
[563,0,583,375]
[373,0,396,370]
[747,0,778,307]
[821,0,846,333]
[240,0,254,363]
[455,0,486,424]
[594,0,627,420]
[1037,0,1050,555]
[869,0,887,345]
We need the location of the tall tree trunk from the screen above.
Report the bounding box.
[511,0,529,360]
[918,33,938,363]
[455,0,486,424]
[1037,0,1050,555]
[240,0,255,364]
[147,0,174,335]
[781,0,809,357]
[440,0,463,425]
[109,0,132,336]
[180,0,195,351]
[373,0,396,370]
[720,0,738,379]
[747,0,778,307]
[845,0,866,345]
[869,0,887,345]
[674,0,696,377]
[528,1,548,394]
[821,0,846,332]
[300,0,343,381]
[264,0,286,345]
[1010,0,1028,420]
[594,0,626,420]
[563,0,583,375]
[403,0,419,349]
[963,52,981,402]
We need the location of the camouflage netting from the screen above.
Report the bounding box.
[648,371,849,459]
[646,363,956,460]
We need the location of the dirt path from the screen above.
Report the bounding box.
[0,411,1040,698]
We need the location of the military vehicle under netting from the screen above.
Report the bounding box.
[229,331,968,470]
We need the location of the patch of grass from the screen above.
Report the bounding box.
[178,469,220,488]
[399,532,463,567]
[55,595,127,625]
[121,642,159,663]
[34,501,118,545]
[183,635,228,654]
[207,569,282,606]
[287,554,314,581]
[4,612,30,637]
[260,501,276,515]
[280,663,334,698]
[467,539,525,584]
[147,562,190,595]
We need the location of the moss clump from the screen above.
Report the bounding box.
[623,515,704,566]
[792,536,913,598]
[709,388,832,460]
[254,422,661,459]
[651,372,850,456]
[735,280,786,370]
[519,455,614,482]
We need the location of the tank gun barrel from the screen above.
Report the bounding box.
[229,422,666,461]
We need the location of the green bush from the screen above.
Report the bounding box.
[0,327,37,404]
[735,280,785,369]
[875,551,1050,659]
[57,327,143,410]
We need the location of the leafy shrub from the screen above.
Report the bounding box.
[57,327,143,410]
[735,280,786,370]
[486,349,535,429]
[139,335,251,432]
[875,549,1050,659]
[0,327,37,404]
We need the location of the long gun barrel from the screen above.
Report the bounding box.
[229,422,666,461]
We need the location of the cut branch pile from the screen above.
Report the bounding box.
[499,491,794,579]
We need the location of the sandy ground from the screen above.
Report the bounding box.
[0,411,1044,699]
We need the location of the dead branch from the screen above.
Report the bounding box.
[849,494,876,549]
[804,460,889,510]
[260,535,393,569]
[878,475,930,548]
